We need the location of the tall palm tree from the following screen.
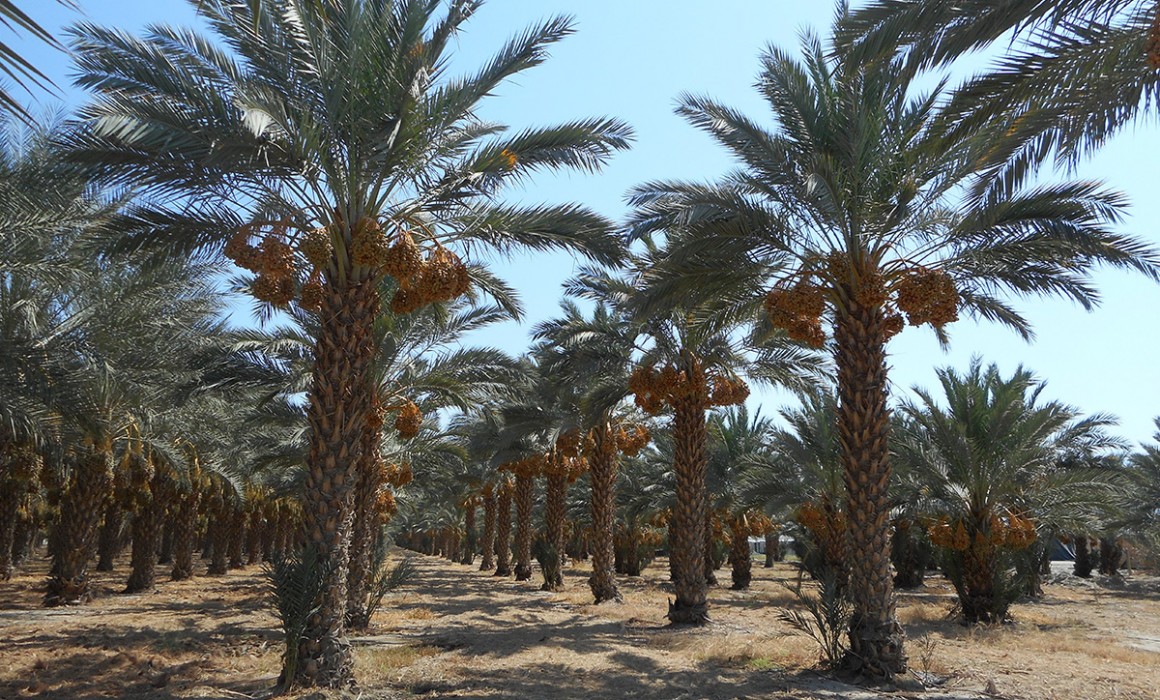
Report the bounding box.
[895,359,1126,623]
[532,283,648,603]
[626,14,1156,676]
[68,1,629,687]
[845,1,1160,200]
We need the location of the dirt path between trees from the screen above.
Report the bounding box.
[1,552,1158,699]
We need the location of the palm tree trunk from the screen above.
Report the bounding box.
[460,503,477,566]
[125,458,165,593]
[959,541,1001,623]
[479,485,497,572]
[0,477,21,581]
[260,503,276,563]
[12,505,34,567]
[588,423,621,603]
[764,531,780,567]
[227,501,246,569]
[295,278,380,689]
[158,521,174,565]
[246,502,263,565]
[95,498,122,572]
[494,481,513,577]
[1098,536,1123,575]
[171,485,199,581]
[667,370,710,625]
[346,423,382,628]
[541,469,567,591]
[205,486,229,576]
[728,517,752,590]
[834,299,906,678]
[704,510,718,586]
[46,445,113,606]
[1074,535,1093,577]
[891,518,927,589]
[513,472,534,581]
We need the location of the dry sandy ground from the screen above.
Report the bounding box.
[1,552,1158,700]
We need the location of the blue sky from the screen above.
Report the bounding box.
[12,0,1160,446]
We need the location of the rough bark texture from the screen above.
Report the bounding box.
[295,279,379,689]
[479,486,497,572]
[493,482,513,577]
[704,510,718,587]
[95,498,122,572]
[46,446,113,606]
[587,423,621,603]
[246,503,263,566]
[205,487,229,576]
[1074,535,1093,578]
[124,455,165,594]
[460,504,476,566]
[11,507,34,567]
[346,422,381,628]
[513,473,535,582]
[891,519,928,589]
[1098,536,1124,575]
[171,484,199,581]
[764,531,781,567]
[728,517,752,590]
[834,298,906,679]
[958,544,1001,624]
[540,469,567,591]
[158,521,174,565]
[0,477,21,580]
[227,501,246,570]
[667,360,709,625]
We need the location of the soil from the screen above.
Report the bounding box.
[1,553,1157,700]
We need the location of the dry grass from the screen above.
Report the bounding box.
[2,551,1160,699]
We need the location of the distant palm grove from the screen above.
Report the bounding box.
[3,0,1160,692]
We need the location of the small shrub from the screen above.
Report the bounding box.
[263,547,331,694]
[777,569,852,669]
[361,537,417,624]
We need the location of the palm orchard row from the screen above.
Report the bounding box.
[3,0,1160,691]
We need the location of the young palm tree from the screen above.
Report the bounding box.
[1125,420,1160,551]
[68,0,629,686]
[739,388,850,588]
[705,406,777,591]
[627,15,1156,676]
[895,359,1126,623]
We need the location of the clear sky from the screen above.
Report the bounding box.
[11,0,1160,447]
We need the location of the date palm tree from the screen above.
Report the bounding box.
[0,1,77,122]
[705,405,777,591]
[532,276,645,603]
[895,359,1126,623]
[67,0,629,687]
[627,14,1156,676]
[845,1,1160,201]
[1125,419,1160,550]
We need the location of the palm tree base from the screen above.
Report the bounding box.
[666,597,709,625]
[588,575,622,604]
[514,564,532,581]
[293,632,355,689]
[842,613,906,680]
[45,575,93,607]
